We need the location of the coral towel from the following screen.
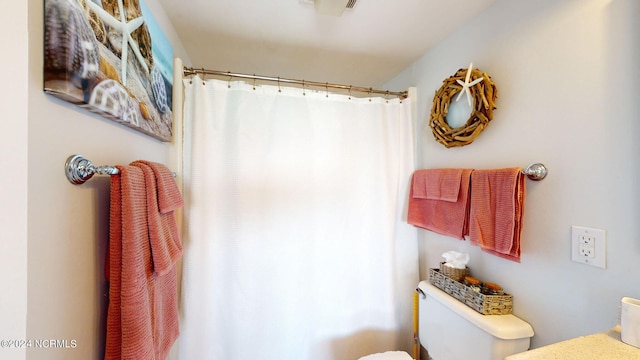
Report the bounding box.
[407,169,472,240]
[469,168,526,262]
[131,160,184,276]
[105,162,183,360]
[419,168,464,202]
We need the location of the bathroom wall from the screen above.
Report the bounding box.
[0,2,28,360]
[21,0,190,359]
[385,0,640,349]
[9,0,639,357]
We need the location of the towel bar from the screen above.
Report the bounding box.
[65,154,176,185]
[522,163,548,181]
[66,154,546,184]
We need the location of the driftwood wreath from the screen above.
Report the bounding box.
[429,65,498,148]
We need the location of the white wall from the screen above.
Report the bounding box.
[0,2,29,360]
[386,0,640,349]
[23,0,189,359]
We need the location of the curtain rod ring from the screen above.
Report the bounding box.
[227,71,232,88]
[277,77,281,93]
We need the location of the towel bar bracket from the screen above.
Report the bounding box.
[65,154,119,185]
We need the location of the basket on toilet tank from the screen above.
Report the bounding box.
[429,268,513,315]
[439,262,470,282]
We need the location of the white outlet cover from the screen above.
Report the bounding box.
[571,225,606,269]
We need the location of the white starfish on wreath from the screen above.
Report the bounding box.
[455,63,484,107]
[86,0,150,86]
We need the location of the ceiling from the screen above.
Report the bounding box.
[157,0,497,87]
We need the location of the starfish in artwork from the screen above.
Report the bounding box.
[455,63,484,107]
[86,0,150,86]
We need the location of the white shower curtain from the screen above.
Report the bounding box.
[178,77,418,360]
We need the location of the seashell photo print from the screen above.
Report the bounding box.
[44,0,174,141]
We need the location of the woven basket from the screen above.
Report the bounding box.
[439,262,470,282]
[429,268,513,315]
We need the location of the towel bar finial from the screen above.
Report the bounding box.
[65,154,119,185]
[522,163,548,181]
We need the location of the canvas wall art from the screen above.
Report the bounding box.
[44,0,174,142]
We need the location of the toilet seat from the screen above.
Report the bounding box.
[358,350,413,360]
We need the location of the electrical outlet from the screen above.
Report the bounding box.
[571,225,606,268]
[579,245,594,258]
[579,234,594,247]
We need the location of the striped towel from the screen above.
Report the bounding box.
[469,168,526,262]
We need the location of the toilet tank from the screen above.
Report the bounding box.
[417,281,534,360]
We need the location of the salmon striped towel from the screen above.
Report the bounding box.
[105,161,183,360]
[469,168,526,262]
[407,169,472,240]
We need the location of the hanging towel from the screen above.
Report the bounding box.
[131,160,184,276]
[407,168,472,240]
[469,167,526,262]
[105,163,183,360]
[418,168,464,202]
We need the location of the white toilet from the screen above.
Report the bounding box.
[361,280,534,360]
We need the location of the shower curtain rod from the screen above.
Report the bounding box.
[183,67,409,99]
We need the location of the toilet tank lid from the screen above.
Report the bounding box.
[418,281,534,340]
